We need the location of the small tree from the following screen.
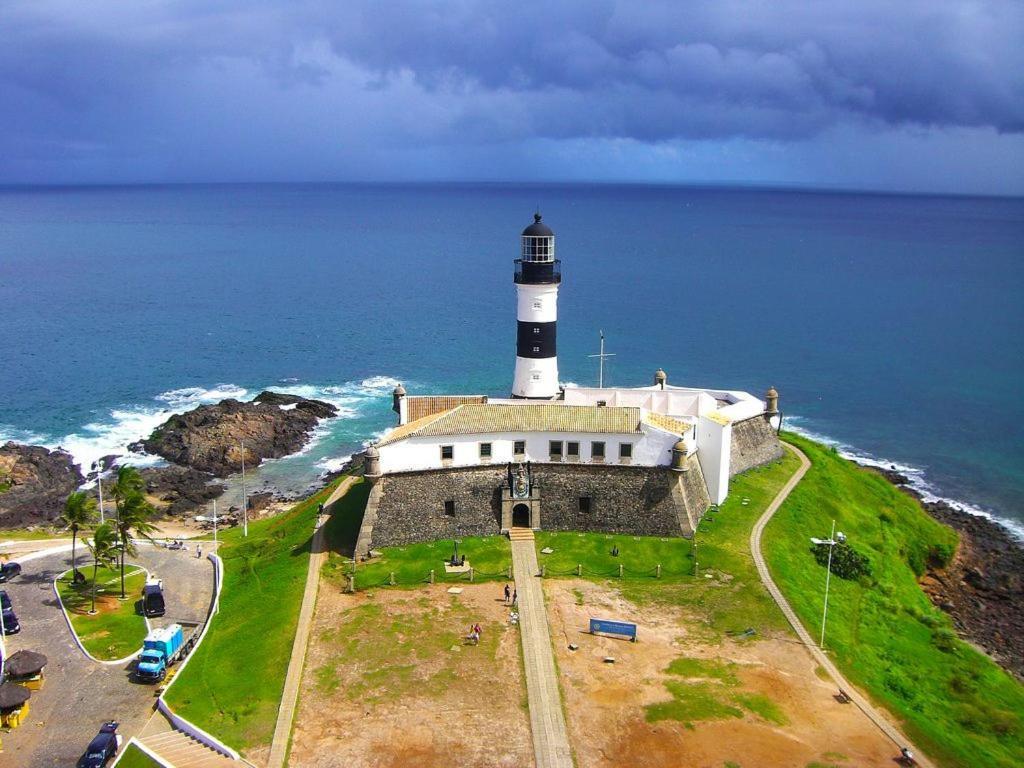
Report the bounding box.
[115,490,157,598]
[86,523,119,614]
[61,491,98,582]
[110,465,145,507]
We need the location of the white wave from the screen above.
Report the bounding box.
[561,381,581,389]
[316,454,353,474]
[785,415,1024,543]
[0,425,49,446]
[358,375,403,392]
[156,384,249,409]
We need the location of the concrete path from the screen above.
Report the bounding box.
[750,443,935,768]
[511,534,574,768]
[265,475,358,768]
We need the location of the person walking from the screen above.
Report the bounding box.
[196,544,202,559]
[512,588,517,606]
[504,583,511,604]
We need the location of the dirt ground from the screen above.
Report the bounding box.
[546,579,898,768]
[290,582,534,768]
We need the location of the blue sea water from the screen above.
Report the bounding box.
[0,183,1021,534]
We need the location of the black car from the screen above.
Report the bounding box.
[0,561,21,583]
[0,589,19,634]
[142,581,165,617]
[77,721,122,768]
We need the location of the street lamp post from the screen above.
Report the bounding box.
[92,461,106,524]
[810,520,846,650]
[240,442,248,538]
[213,498,218,546]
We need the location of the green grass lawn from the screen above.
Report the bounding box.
[0,527,69,541]
[764,433,1024,768]
[534,530,692,579]
[164,478,346,755]
[113,743,161,768]
[591,449,803,638]
[55,564,148,660]
[324,533,513,589]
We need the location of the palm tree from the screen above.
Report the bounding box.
[86,523,119,614]
[61,491,98,582]
[115,489,157,598]
[110,465,145,509]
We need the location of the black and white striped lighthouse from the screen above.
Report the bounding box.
[512,213,561,398]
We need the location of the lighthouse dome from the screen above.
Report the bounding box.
[522,213,554,237]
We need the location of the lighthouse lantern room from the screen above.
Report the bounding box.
[512,213,562,399]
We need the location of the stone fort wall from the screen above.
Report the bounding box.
[729,415,784,477]
[369,460,711,548]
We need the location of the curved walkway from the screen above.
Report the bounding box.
[751,443,935,768]
[266,475,358,768]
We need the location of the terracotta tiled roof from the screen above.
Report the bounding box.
[405,395,487,422]
[379,403,642,445]
[643,412,692,436]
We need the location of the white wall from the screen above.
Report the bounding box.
[696,415,732,504]
[379,428,676,475]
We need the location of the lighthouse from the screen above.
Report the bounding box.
[512,213,561,398]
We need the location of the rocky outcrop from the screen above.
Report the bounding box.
[875,466,1024,679]
[137,391,338,477]
[0,442,84,527]
[138,465,226,517]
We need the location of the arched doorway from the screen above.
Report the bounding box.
[512,503,531,528]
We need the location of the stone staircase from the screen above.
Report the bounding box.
[138,729,240,767]
[507,527,535,542]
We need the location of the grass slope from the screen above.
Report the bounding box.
[764,434,1024,768]
[164,479,344,753]
[56,565,148,660]
[534,530,691,579]
[113,743,161,768]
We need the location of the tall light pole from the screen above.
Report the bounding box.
[92,461,106,524]
[810,520,846,650]
[240,441,248,538]
[212,498,218,546]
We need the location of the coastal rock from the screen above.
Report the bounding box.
[138,465,226,517]
[0,442,84,527]
[140,390,338,477]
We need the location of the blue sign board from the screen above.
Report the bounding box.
[589,617,637,641]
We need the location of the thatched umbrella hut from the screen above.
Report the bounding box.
[5,650,48,689]
[0,681,31,728]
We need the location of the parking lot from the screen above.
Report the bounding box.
[1,542,215,766]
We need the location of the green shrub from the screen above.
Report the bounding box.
[811,541,871,580]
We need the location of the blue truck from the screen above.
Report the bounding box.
[135,622,199,683]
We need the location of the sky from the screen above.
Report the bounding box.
[2,1,1022,194]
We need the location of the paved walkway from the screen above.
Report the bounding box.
[511,535,574,768]
[750,443,935,768]
[265,476,358,768]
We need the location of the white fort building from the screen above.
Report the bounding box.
[355,215,782,555]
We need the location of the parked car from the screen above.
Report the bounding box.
[142,576,165,617]
[77,721,122,768]
[0,561,21,583]
[0,589,20,634]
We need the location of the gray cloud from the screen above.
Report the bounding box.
[0,1,1021,187]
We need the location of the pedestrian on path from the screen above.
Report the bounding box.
[512,588,517,606]
[504,583,511,604]
[196,544,202,559]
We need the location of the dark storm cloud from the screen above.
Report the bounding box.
[0,1,1021,184]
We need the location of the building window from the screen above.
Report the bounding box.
[479,442,492,459]
[619,443,633,460]
[441,445,453,461]
[533,327,540,334]
[533,300,542,310]
[532,373,541,381]
[567,441,579,459]
[596,400,607,407]
[549,440,563,459]
[444,500,455,516]
[579,496,592,514]
[591,441,605,460]
[532,346,540,353]
[513,440,525,456]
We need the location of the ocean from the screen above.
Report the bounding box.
[0,183,1021,536]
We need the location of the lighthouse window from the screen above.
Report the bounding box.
[533,300,542,310]
[532,346,540,353]
[533,327,540,334]
[440,445,454,461]
[479,442,492,459]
